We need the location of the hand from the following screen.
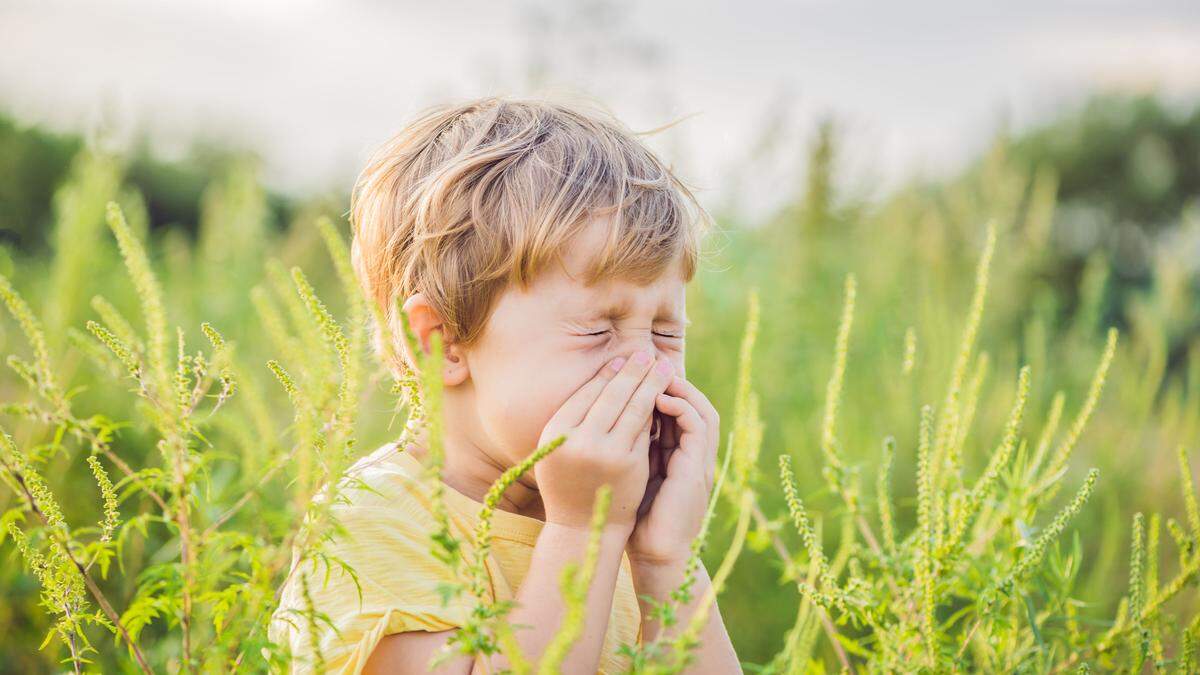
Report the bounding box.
[627,375,720,568]
[535,349,677,533]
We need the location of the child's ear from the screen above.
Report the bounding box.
[401,292,470,387]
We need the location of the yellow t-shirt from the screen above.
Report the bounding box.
[268,440,642,674]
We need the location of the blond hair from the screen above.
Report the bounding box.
[349,95,711,375]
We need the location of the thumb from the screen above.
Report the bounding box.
[664,437,701,482]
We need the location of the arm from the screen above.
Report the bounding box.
[631,559,740,673]
[363,522,631,674]
[627,374,741,672]
[367,350,676,673]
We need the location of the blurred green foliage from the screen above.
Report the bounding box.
[0,92,1197,672]
[0,110,296,256]
[1011,93,1200,232]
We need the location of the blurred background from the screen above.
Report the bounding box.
[5,0,1200,224]
[1,0,1199,670]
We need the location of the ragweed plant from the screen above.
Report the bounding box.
[0,200,391,673]
[0,161,1197,674]
[731,223,1200,673]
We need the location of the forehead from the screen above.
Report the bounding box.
[544,217,687,317]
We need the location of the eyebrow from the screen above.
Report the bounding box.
[576,298,691,326]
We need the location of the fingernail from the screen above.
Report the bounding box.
[655,358,673,376]
[609,356,626,372]
[632,350,651,366]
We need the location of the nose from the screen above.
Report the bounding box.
[616,333,660,361]
[614,334,679,377]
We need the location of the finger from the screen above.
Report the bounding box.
[656,412,673,477]
[610,355,675,447]
[547,355,626,429]
[664,376,719,430]
[580,350,660,434]
[664,376,719,477]
[663,444,678,473]
[654,393,704,456]
[632,408,653,457]
[637,475,664,519]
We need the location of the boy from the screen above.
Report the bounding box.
[269,96,740,674]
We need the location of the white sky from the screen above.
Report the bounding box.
[2,0,1198,218]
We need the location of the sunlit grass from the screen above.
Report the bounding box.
[0,135,1196,672]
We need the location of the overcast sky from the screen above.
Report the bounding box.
[2,0,1198,217]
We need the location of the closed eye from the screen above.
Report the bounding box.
[584,330,684,339]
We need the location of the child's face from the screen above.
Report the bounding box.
[461,217,688,472]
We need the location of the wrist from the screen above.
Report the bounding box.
[629,557,711,644]
[628,549,692,575]
[628,553,692,596]
[541,519,633,547]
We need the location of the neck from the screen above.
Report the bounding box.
[400,420,546,521]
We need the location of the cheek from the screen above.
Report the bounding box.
[483,357,596,457]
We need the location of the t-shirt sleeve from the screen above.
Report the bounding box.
[269,498,473,675]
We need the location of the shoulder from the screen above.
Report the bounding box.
[273,440,459,611]
[324,441,439,525]
[268,442,473,671]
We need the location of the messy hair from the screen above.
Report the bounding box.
[349,95,711,375]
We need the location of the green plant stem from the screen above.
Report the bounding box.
[1051,557,1200,673]
[0,455,154,674]
[170,439,195,674]
[750,501,854,673]
[202,438,302,537]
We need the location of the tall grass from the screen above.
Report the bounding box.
[0,139,1197,672]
